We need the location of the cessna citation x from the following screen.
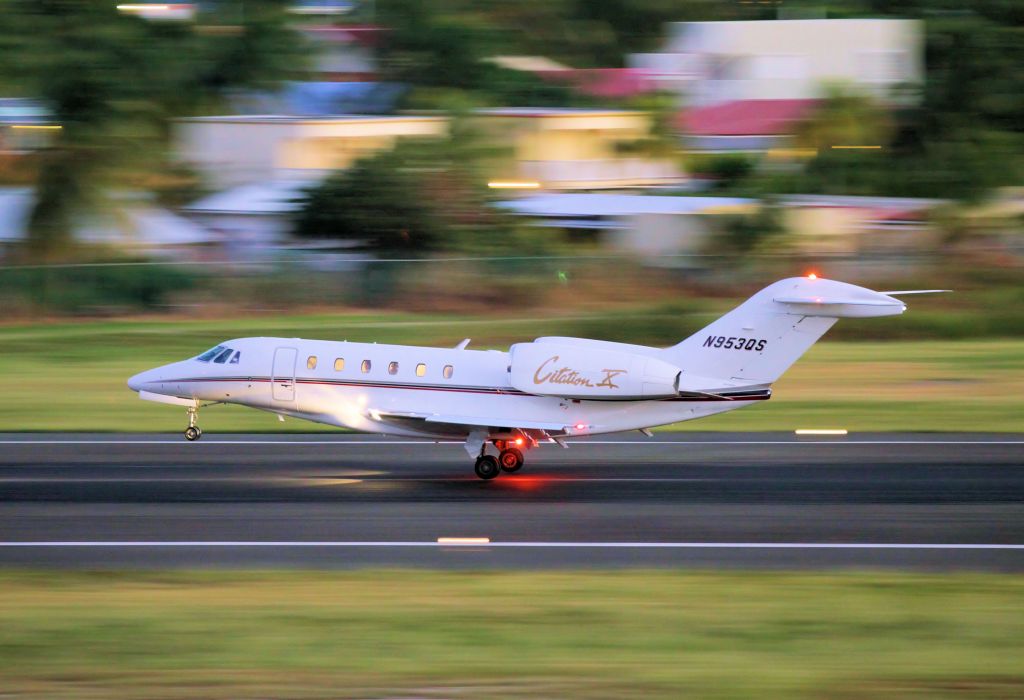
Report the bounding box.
[128,276,943,479]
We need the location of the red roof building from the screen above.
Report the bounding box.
[679,99,819,137]
[539,68,657,100]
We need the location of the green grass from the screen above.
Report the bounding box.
[0,312,1022,431]
[0,570,1021,699]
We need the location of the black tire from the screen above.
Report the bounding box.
[474,455,500,480]
[499,448,524,473]
[184,426,201,441]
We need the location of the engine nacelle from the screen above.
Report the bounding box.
[509,341,682,400]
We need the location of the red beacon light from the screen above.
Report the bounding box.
[807,272,818,280]
[574,422,587,431]
[514,437,524,447]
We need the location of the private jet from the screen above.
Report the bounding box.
[128,276,943,479]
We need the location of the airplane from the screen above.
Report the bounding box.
[127,275,946,479]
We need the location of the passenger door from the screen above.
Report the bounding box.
[271,347,297,402]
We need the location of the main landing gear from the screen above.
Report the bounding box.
[474,454,500,480]
[184,406,202,441]
[473,440,527,480]
[498,447,524,473]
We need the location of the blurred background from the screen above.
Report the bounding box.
[0,5,1022,699]
[0,0,1021,431]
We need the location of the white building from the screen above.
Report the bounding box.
[498,193,756,259]
[177,109,684,191]
[183,180,315,253]
[177,115,448,190]
[0,188,217,260]
[633,19,923,106]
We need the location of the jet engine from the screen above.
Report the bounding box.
[509,341,682,400]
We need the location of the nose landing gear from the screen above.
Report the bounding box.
[184,406,202,441]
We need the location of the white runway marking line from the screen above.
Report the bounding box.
[0,541,1021,551]
[437,537,491,545]
[0,477,716,483]
[1,439,1023,446]
[0,440,441,445]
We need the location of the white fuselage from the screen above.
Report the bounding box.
[127,277,925,472]
[128,336,764,440]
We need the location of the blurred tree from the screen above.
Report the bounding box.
[295,144,444,256]
[685,153,757,192]
[376,0,590,107]
[706,202,786,256]
[293,111,549,257]
[742,2,1024,201]
[795,84,893,153]
[0,0,307,260]
[614,92,684,161]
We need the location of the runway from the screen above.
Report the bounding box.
[0,433,1022,570]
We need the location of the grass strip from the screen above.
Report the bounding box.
[0,570,1022,699]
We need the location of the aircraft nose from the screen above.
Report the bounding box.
[128,369,157,392]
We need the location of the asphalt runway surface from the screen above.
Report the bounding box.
[0,433,1022,570]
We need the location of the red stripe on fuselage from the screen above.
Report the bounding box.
[166,377,771,402]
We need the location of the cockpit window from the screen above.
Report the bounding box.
[197,345,225,362]
[229,351,241,364]
[213,348,234,364]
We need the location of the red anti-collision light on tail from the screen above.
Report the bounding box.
[807,273,818,280]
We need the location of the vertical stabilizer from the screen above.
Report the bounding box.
[662,277,905,384]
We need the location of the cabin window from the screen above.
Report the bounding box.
[229,351,241,364]
[213,348,234,364]
[307,355,317,370]
[197,346,224,362]
[388,361,399,375]
[443,364,454,379]
[361,359,371,373]
[416,363,426,377]
[334,358,345,372]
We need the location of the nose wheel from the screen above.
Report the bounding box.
[184,406,202,441]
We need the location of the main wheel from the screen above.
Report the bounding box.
[498,448,524,473]
[474,455,500,480]
[184,426,201,441]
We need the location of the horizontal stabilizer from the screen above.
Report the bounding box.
[774,295,903,307]
[880,289,952,295]
[772,290,905,318]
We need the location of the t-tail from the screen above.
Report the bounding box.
[663,276,945,387]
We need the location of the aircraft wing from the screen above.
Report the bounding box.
[424,414,570,432]
[369,410,570,435]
